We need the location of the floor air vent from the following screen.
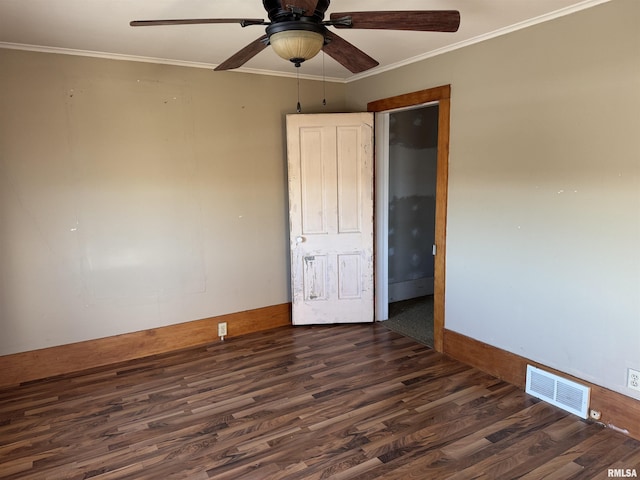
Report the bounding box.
[525,365,590,419]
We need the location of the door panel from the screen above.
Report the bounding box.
[338,254,362,299]
[337,128,362,233]
[300,129,327,234]
[303,254,328,301]
[287,113,374,325]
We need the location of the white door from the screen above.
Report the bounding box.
[287,113,374,325]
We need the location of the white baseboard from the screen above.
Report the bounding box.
[389,277,434,302]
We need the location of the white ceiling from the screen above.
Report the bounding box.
[0,0,609,82]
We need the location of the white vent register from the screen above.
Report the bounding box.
[525,365,590,419]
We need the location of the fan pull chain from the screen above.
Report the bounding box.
[296,67,301,113]
[322,51,327,107]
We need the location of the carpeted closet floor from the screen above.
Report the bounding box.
[383,295,434,347]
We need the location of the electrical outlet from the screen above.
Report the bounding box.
[218,322,228,338]
[628,368,640,392]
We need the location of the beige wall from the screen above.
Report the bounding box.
[348,0,640,399]
[0,49,346,355]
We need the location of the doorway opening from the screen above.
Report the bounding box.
[388,104,438,346]
[375,104,438,346]
[368,85,451,352]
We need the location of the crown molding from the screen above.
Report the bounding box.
[0,42,346,83]
[346,0,611,83]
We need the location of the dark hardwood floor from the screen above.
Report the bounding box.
[1,324,638,479]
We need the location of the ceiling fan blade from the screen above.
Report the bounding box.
[322,30,379,74]
[330,10,460,32]
[214,35,269,71]
[130,18,265,27]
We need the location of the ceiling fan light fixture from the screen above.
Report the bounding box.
[270,30,324,65]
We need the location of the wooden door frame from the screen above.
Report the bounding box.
[368,85,451,352]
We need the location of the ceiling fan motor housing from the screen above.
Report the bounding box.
[262,0,330,22]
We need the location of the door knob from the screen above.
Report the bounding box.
[296,236,305,244]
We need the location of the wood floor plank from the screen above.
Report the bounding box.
[0,324,637,479]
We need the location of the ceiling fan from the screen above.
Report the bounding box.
[131,0,460,74]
